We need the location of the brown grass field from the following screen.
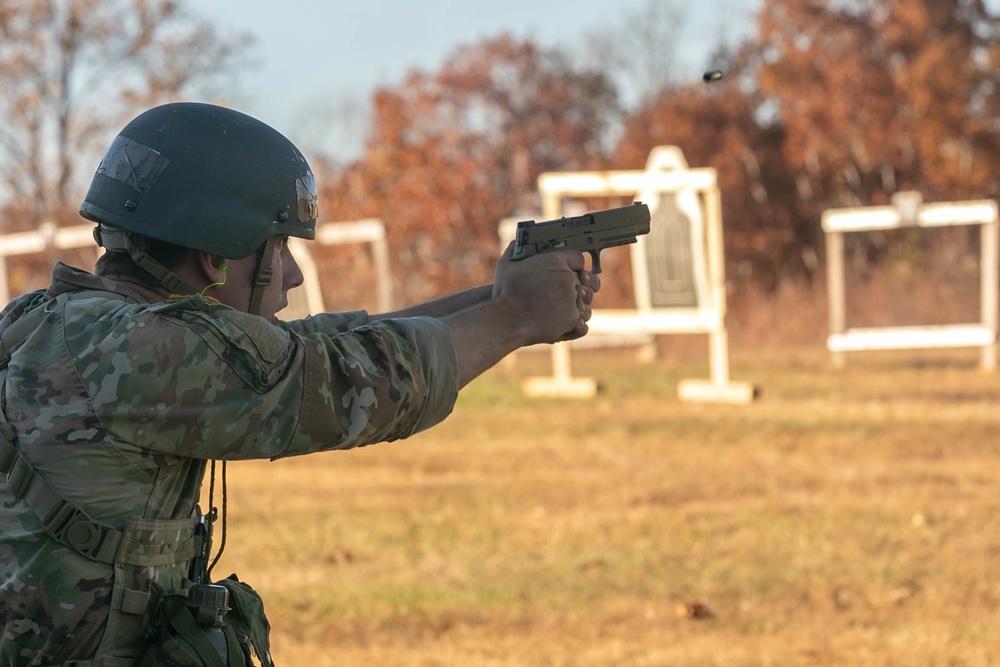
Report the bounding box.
[206,344,1000,666]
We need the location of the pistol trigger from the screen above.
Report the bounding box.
[590,250,602,274]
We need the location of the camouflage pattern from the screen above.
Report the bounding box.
[0,262,458,666]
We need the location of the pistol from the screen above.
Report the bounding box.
[510,202,651,274]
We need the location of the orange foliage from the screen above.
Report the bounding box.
[316,2,998,301]
[5,2,999,306]
[319,34,618,305]
[614,0,1000,290]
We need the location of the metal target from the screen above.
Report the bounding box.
[645,192,699,308]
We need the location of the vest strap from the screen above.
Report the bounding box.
[0,437,123,563]
[0,290,125,564]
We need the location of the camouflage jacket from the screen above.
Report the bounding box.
[0,263,458,666]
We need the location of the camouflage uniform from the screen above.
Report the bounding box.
[0,262,459,666]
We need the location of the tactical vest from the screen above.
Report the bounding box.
[0,290,205,667]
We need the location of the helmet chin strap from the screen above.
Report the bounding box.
[97,224,279,317]
[247,236,278,317]
[95,224,200,296]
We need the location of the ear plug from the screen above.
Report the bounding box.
[201,261,228,297]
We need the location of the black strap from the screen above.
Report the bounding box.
[163,595,244,667]
[247,236,278,316]
[95,224,200,296]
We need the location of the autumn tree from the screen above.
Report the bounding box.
[613,0,999,291]
[751,0,1000,211]
[614,77,807,290]
[728,0,1000,306]
[318,34,619,305]
[579,0,692,107]
[0,0,251,230]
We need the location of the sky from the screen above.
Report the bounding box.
[194,0,761,159]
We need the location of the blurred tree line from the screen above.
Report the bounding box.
[0,0,248,226]
[317,0,1000,306]
[1,0,998,314]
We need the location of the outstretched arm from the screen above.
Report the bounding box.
[439,245,599,388]
[366,244,599,389]
[367,284,494,322]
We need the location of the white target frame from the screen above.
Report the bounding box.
[500,146,755,403]
[0,223,101,304]
[822,194,1000,369]
[282,218,393,320]
[0,219,393,323]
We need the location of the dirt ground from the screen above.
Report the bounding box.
[207,345,1000,666]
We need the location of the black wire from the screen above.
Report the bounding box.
[207,460,228,581]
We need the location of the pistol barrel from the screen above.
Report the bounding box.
[511,202,651,273]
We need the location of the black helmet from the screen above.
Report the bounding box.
[80,102,317,259]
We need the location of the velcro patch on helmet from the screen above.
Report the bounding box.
[96,135,170,195]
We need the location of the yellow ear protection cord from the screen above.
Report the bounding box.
[199,261,228,297]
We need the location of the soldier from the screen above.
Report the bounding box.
[0,102,599,666]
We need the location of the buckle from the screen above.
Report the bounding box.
[42,499,106,558]
[255,266,274,287]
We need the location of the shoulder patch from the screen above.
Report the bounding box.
[216,309,291,365]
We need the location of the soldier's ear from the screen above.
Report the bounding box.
[194,251,227,281]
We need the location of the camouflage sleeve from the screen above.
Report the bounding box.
[279,310,370,335]
[67,298,458,460]
[286,315,459,458]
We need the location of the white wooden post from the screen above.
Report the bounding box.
[500,146,755,403]
[0,223,102,303]
[283,219,393,320]
[822,196,1000,369]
